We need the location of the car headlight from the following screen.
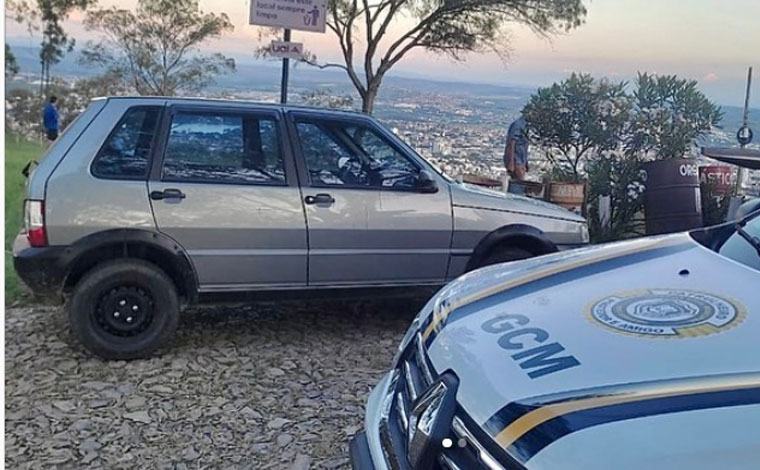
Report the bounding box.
[392,295,438,365]
[393,324,420,365]
[393,317,422,366]
[579,223,590,244]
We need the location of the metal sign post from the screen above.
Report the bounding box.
[249,0,327,105]
[741,66,753,146]
[280,29,291,104]
[735,67,754,194]
[702,66,757,213]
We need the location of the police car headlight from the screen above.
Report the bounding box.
[579,223,590,244]
[392,295,438,365]
[393,317,423,366]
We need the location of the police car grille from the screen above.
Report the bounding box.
[396,334,434,434]
[377,334,436,470]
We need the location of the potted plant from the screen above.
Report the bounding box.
[629,73,723,234]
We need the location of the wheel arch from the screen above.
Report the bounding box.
[61,229,198,304]
[466,224,558,271]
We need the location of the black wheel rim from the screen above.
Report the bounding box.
[94,286,155,337]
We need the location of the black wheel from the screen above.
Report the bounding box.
[477,246,533,269]
[68,259,179,360]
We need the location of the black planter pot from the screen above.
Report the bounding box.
[642,158,703,235]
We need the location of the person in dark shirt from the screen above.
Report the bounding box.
[43,96,60,141]
[504,115,529,181]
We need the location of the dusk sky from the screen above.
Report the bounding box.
[6,0,760,106]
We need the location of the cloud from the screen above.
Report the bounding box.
[703,72,719,83]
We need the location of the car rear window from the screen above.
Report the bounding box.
[91,106,161,180]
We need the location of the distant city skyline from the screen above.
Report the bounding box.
[6,0,759,106]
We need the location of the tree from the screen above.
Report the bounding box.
[628,73,723,160]
[7,0,95,95]
[525,72,722,242]
[523,73,632,181]
[80,0,236,96]
[6,45,20,77]
[39,16,73,94]
[304,0,586,114]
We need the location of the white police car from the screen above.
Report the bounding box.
[350,196,760,470]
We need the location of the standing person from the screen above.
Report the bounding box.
[43,96,60,142]
[504,115,529,181]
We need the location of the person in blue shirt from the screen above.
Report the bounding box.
[504,115,529,181]
[43,96,60,141]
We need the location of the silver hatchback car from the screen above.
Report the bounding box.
[14,97,588,359]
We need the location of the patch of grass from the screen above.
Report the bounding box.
[5,134,45,306]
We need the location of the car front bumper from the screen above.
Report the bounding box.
[350,372,393,470]
[350,333,520,470]
[350,431,377,470]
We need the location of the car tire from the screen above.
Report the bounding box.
[68,259,179,360]
[478,246,533,268]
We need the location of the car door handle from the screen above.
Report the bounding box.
[304,193,335,205]
[150,189,186,201]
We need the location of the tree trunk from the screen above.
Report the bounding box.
[39,60,45,97]
[361,91,376,114]
[361,79,382,114]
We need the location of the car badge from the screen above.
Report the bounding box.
[406,374,459,470]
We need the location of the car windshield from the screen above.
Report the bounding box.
[715,210,760,272]
[376,122,455,183]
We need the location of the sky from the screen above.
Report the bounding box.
[6,0,760,106]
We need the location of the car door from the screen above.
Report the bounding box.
[289,112,452,286]
[148,105,307,290]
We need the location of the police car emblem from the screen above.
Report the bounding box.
[588,289,745,338]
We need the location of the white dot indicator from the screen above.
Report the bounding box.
[442,438,453,449]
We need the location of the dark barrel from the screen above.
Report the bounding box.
[643,158,703,235]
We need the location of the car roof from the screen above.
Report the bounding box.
[97,95,368,119]
[702,147,760,170]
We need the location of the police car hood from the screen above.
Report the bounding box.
[422,233,760,465]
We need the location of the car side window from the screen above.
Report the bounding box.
[161,111,285,185]
[296,119,420,189]
[719,216,760,272]
[295,121,355,186]
[92,107,161,179]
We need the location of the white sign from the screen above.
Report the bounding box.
[249,0,327,33]
[270,41,304,60]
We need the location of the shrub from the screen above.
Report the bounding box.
[524,73,631,182]
[586,152,646,242]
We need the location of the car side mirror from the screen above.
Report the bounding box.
[416,170,438,193]
[735,198,760,220]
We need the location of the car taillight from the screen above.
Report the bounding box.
[25,200,47,247]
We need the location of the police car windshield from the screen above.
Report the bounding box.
[718,210,760,271]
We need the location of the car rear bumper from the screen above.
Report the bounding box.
[13,233,67,299]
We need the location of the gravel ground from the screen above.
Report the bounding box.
[5,299,423,469]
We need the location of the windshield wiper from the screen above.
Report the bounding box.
[735,217,760,257]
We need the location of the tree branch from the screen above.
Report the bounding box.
[301,58,349,72]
